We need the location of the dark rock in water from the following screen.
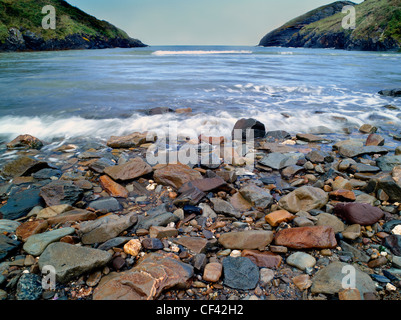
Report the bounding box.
[16,273,43,300]
[0,188,43,220]
[0,156,49,180]
[0,234,20,261]
[232,118,266,141]
[378,89,401,97]
[7,134,44,150]
[350,163,381,173]
[32,168,62,180]
[376,155,401,172]
[39,180,83,207]
[370,274,390,283]
[305,150,333,163]
[147,107,174,115]
[374,174,401,202]
[384,235,401,256]
[88,197,122,212]
[107,132,156,149]
[265,130,292,142]
[182,205,203,215]
[333,202,384,226]
[338,145,388,158]
[259,152,303,170]
[223,256,259,290]
[366,134,385,147]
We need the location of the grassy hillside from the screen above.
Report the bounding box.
[0,0,146,49]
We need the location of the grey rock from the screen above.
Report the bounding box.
[315,212,345,233]
[377,155,401,172]
[210,198,241,218]
[223,256,259,290]
[97,237,132,251]
[286,252,316,271]
[88,197,121,212]
[340,240,370,263]
[311,261,376,299]
[0,220,21,233]
[23,227,76,256]
[0,188,43,220]
[39,180,83,207]
[38,242,112,284]
[135,205,179,231]
[258,152,302,170]
[78,212,137,244]
[239,184,273,209]
[0,234,20,261]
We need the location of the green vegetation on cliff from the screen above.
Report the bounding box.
[0,0,146,50]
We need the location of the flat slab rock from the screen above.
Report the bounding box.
[38,242,112,284]
[93,252,194,300]
[222,256,259,290]
[333,202,384,226]
[218,230,274,250]
[274,226,337,249]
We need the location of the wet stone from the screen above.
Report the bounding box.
[223,256,259,290]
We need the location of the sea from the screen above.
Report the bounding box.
[0,45,400,147]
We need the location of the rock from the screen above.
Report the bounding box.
[218,230,274,250]
[141,238,164,250]
[333,203,384,226]
[311,261,376,299]
[332,176,352,190]
[258,152,302,170]
[306,150,333,163]
[265,130,292,142]
[278,186,328,213]
[340,240,370,263]
[232,118,266,141]
[153,163,202,189]
[93,252,194,300]
[210,197,241,218]
[281,165,305,179]
[259,268,276,286]
[329,189,356,201]
[148,107,174,115]
[315,212,345,233]
[36,204,74,219]
[123,239,142,257]
[286,252,316,271]
[296,133,329,143]
[173,237,208,254]
[378,88,401,97]
[342,224,361,240]
[99,175,128,198]
[274,226,337,249]
[366,134,384,146]
[376,155,401,172]
[0,156,49,180]
[135,205,179,230]
[0,220,21,234]
[216,170,237,183]
[229,192,253,212]
[23,227,76,256]
[78,213,138,244]
[239,184,273,209]
[338,145,388,158]
[38,242,112,284]
[16,273,43,300]
[368,256,388,268]
[173,186,206,206]
[199,203,217,219]
[193,253,207,271]
[223,256,259,290]
[0,188,43,220]
[107,132,156,148]
[39,180,83,207]
[46,209,97,225]
[265,210,295,227]
[384,235,401,256]
[88,157,116,174]
[0,234,20,261]
[16,220,48,242]
[293,275,313,292]
[88,197,122,213]
[241,250,282,268]
[200,152,221,169]
[149,226,178,239]
[338,288,362,300]
[0,289,6,300]
[179,176,226,193]
[203,262,223,282]
[359,124,377,134]
[104,157,153,181]
[7,134,43,150]
[97,237,132,251]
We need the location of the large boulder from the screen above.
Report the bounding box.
[232,118,266,141]
[0,156,49,180]
[7,134,44,150]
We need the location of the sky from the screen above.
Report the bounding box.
[66,0,364,46]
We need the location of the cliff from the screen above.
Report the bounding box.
[0,0,147,52]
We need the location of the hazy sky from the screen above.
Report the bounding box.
[66,0,363,46]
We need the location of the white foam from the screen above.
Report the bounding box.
[152,50,253,56]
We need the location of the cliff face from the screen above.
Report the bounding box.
[259,0,401,51]
[0,0,147,52]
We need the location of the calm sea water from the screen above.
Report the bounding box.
[0,45,400,142]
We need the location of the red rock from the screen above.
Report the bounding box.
[153,163,202,189]
[99,175,128,198]
[16,220,48,242]
[265,210,295,227]
[338,288,361,300]
[241,250,282,268]
[333,202,384,226]
[329,189,356,201]
[203,262,223,282]
[274,226,337,249]
[365,134,384,147]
